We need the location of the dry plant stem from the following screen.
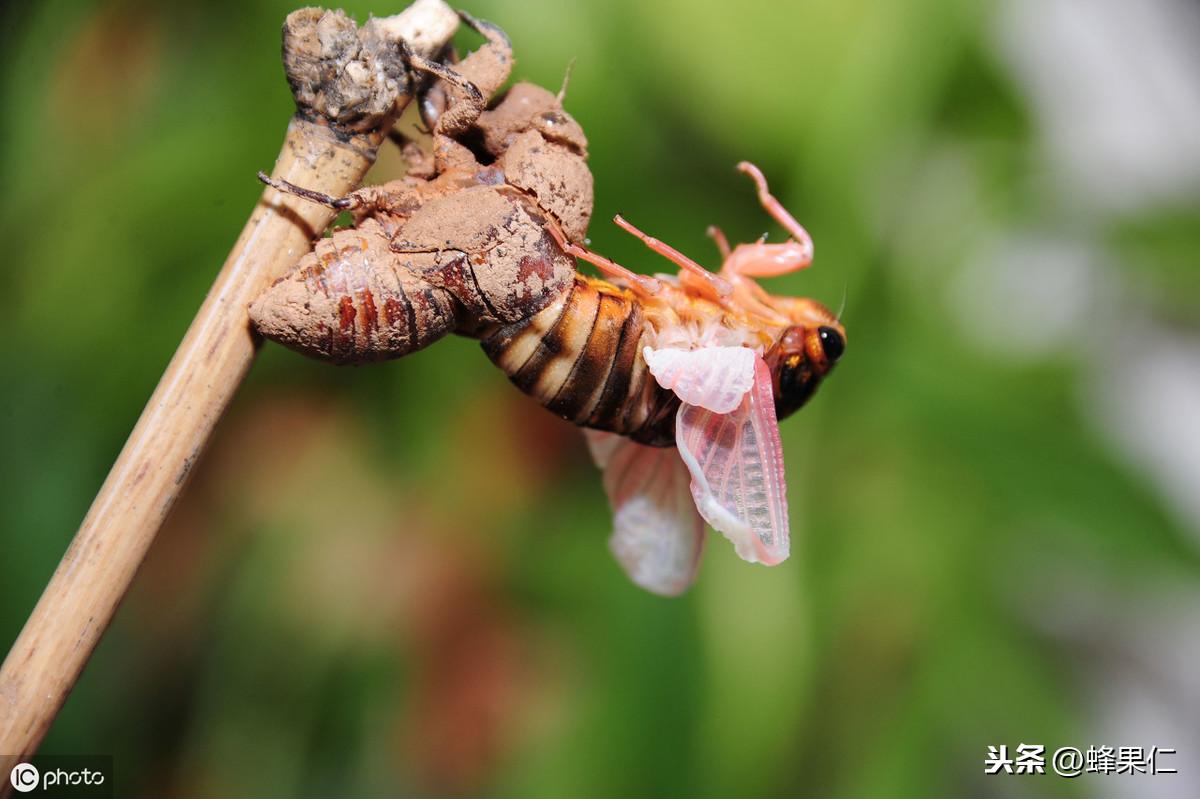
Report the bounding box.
[0,0,458,774]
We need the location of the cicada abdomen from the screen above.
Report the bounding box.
[480,275,680,446]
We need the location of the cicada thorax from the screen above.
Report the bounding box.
[479,275,681,446]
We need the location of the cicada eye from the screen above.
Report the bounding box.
[774,353,815,421]
[817,326,845,363]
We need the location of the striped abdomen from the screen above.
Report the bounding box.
[480,275,680,446]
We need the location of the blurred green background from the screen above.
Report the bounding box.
[3,0,1199,796]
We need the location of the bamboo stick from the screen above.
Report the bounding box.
[0,1,458,775]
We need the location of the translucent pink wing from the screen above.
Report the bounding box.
[585,430,706,595]
[673,356,789,565]
[643,345,756,414]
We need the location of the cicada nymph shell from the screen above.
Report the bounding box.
[250,15,593,363]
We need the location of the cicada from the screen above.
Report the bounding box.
[480,162,844,594]
[250,18,845,595]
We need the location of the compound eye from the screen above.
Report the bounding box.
[817,326,845,363]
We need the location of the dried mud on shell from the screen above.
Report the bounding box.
[251,22,595,367]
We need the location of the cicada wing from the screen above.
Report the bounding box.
[584,430,706,596]
[643,345,757,414]
[674,356,790,565]
[584,427,623,469]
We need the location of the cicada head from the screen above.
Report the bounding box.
[764,297,846,420]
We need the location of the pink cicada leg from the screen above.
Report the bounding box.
[544,219,663,296]
[719,162,814,280]
[706,225,732,260]
[612,214,733,299]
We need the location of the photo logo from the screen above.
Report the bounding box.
[9,762,39,792]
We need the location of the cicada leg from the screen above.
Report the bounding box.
[706,225,732,260]
[611,214,733,300]
[388,130,437,180]
[402,12,511,138]
[544,218,662,297]
[721,162,814,279]
[720,239,813,280]
[258,173,407,218]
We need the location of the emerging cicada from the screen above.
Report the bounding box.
[250,18,845,595]
[482,163,844,594]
